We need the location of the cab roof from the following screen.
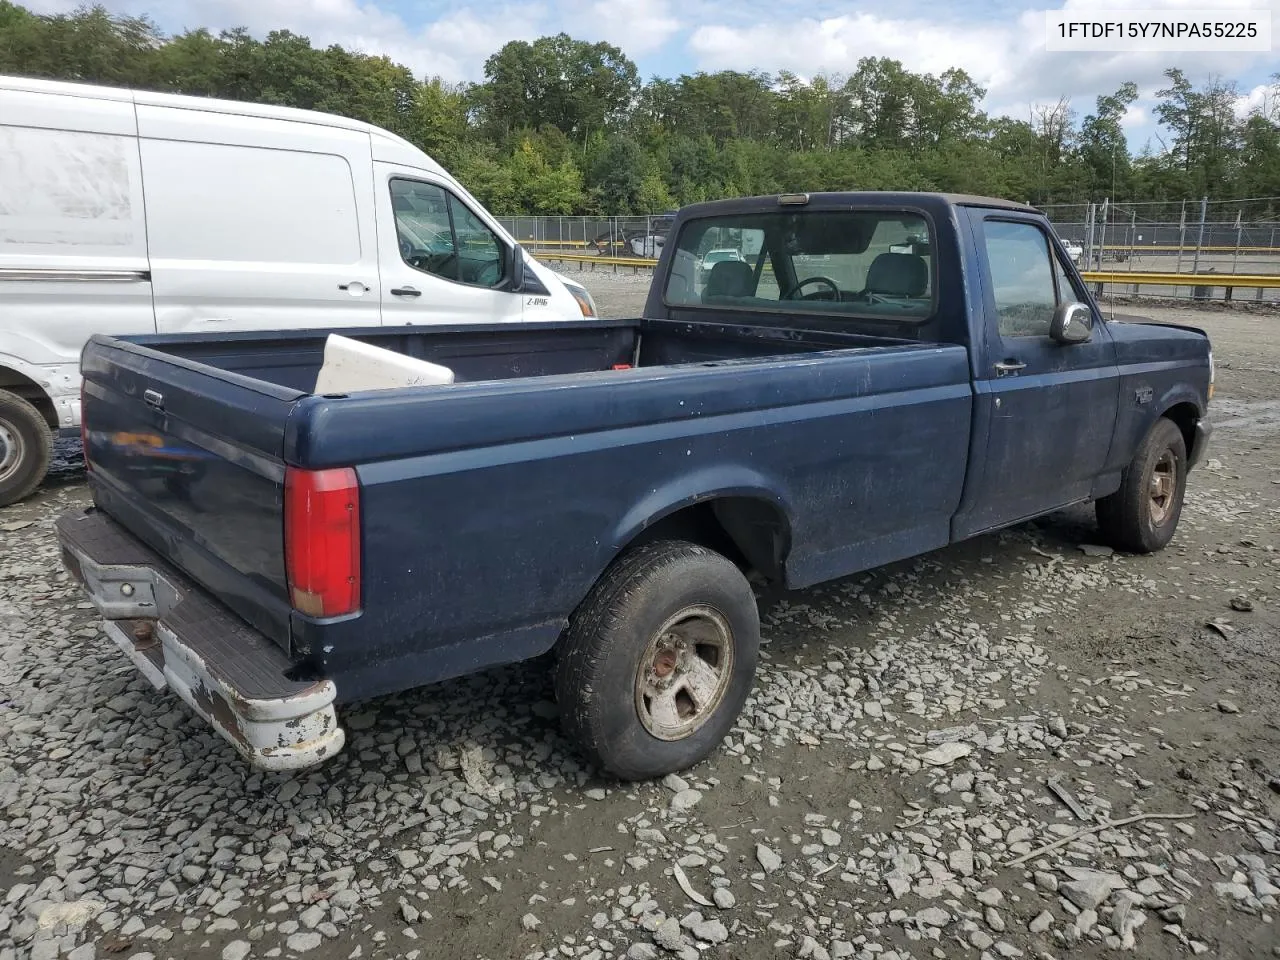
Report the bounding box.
[676,192,1040,218]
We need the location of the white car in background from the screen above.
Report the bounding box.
[1061,238,1084,264]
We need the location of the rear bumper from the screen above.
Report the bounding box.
[1188,417,1212,469]
[56,508,345,771]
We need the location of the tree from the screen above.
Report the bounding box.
[479,33,638,141]
[1079,82,1138,197]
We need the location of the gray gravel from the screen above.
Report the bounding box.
[0,297,1277,960]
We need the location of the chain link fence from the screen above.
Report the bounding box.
[505,199,1280,303]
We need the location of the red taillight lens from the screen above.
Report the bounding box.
[284,467,361,618]
[80,382,92,473]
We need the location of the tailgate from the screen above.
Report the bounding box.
[80,335,303,649]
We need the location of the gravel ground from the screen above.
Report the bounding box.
[0,281,1276,960]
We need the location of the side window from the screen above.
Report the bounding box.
[1053,253,1084,306]
[984,220,1057,338]
[449,201,504,287]
[390,179,504,288]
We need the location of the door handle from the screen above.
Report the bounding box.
[994,359,1027,375]
[390,286,421,297]
[337,281,367,295]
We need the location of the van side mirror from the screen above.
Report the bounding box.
[1051,301,1092,344]
[507,244,525,291]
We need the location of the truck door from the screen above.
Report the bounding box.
[953,210,1120,539]
[373,165,524,325]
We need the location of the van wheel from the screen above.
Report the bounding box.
[555,540,760,781]
[0,390,53,507]
[1095,417,1187,554]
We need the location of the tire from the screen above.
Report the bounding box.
[555,539,760,781]
[0,390,53,508]
[1095,417,1187,554]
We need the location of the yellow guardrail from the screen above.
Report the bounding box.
[537,251,1280,290]
[1080,270,1280,288]
[537,251,659,269]
[521,239,589,247]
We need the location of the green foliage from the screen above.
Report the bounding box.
[3,3,1278,215]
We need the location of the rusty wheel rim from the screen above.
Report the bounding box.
[634,604,734,741]
[1149,450,1177,525]
[0,418,23,484]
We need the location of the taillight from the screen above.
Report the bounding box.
[284,467,361,618]
[80,382,91,472]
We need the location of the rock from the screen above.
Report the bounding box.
[654,917,684,951]
[1229,596,1253,613]
[1079,544,1114,557]
[1029,911,1054,933]
[755,844,782,873]
[986,907,1005,932]
[585,788,607,801]
[916,907,951,927]
[662,774,689,793]
[921,742,972,766]
[222,942,252,960]
[670,790,702,811]
[797,936,830,960]
[691,919,728,944]
[67,948,95,960]
[820,829,841,847]
[976,888,1003,906]
[948,850,974,877]
[867,755,885,771]
[36,899,104,931]
[887,875,911,899]
[286,932,322,953]
[970,930,994,949]
[400,902,419,924]
[712,888,736,910]
[1075,908,1098,935]
[1060,868,1127,910]
[1217,699,1240,714]
[628,946,658,960]
[522,914,540,931]
[1213,881,1251,900]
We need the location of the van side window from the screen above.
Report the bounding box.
[390,179,503,287]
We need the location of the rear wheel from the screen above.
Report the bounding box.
[0,390,53,507]
[555,540,760,780]
[1096,417,1187,554]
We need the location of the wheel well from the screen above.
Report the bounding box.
[623,497,791,584]
[1162,402,1199,458]
[0,368,58,430]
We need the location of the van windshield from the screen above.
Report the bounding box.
[663,210,934,322]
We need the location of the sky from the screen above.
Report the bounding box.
[22,0,1280,151]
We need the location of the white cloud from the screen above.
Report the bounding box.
[1234,81,1278,119]
[686,0,1279,138]
[574,0,680,55]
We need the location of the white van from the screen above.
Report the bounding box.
[0,75,599,505]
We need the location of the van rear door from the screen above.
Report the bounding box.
[134,100,381,334]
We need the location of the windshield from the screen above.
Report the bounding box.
[664,209,934,322]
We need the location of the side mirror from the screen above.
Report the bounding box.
[507,244,526,291]
[1051,301,1093,344]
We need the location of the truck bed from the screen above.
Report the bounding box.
[81,317,972,701]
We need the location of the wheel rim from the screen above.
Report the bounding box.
[1149,449,1177,525]
[634,604,734,742]
[0,418,23,484]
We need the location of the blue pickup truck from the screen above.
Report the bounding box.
[57,192,1213,779]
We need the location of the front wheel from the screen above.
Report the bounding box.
[0,390,53,507]
[555,540,760,781]
[1095,417,1187,553]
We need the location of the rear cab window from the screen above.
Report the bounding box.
[663,208,935,324]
